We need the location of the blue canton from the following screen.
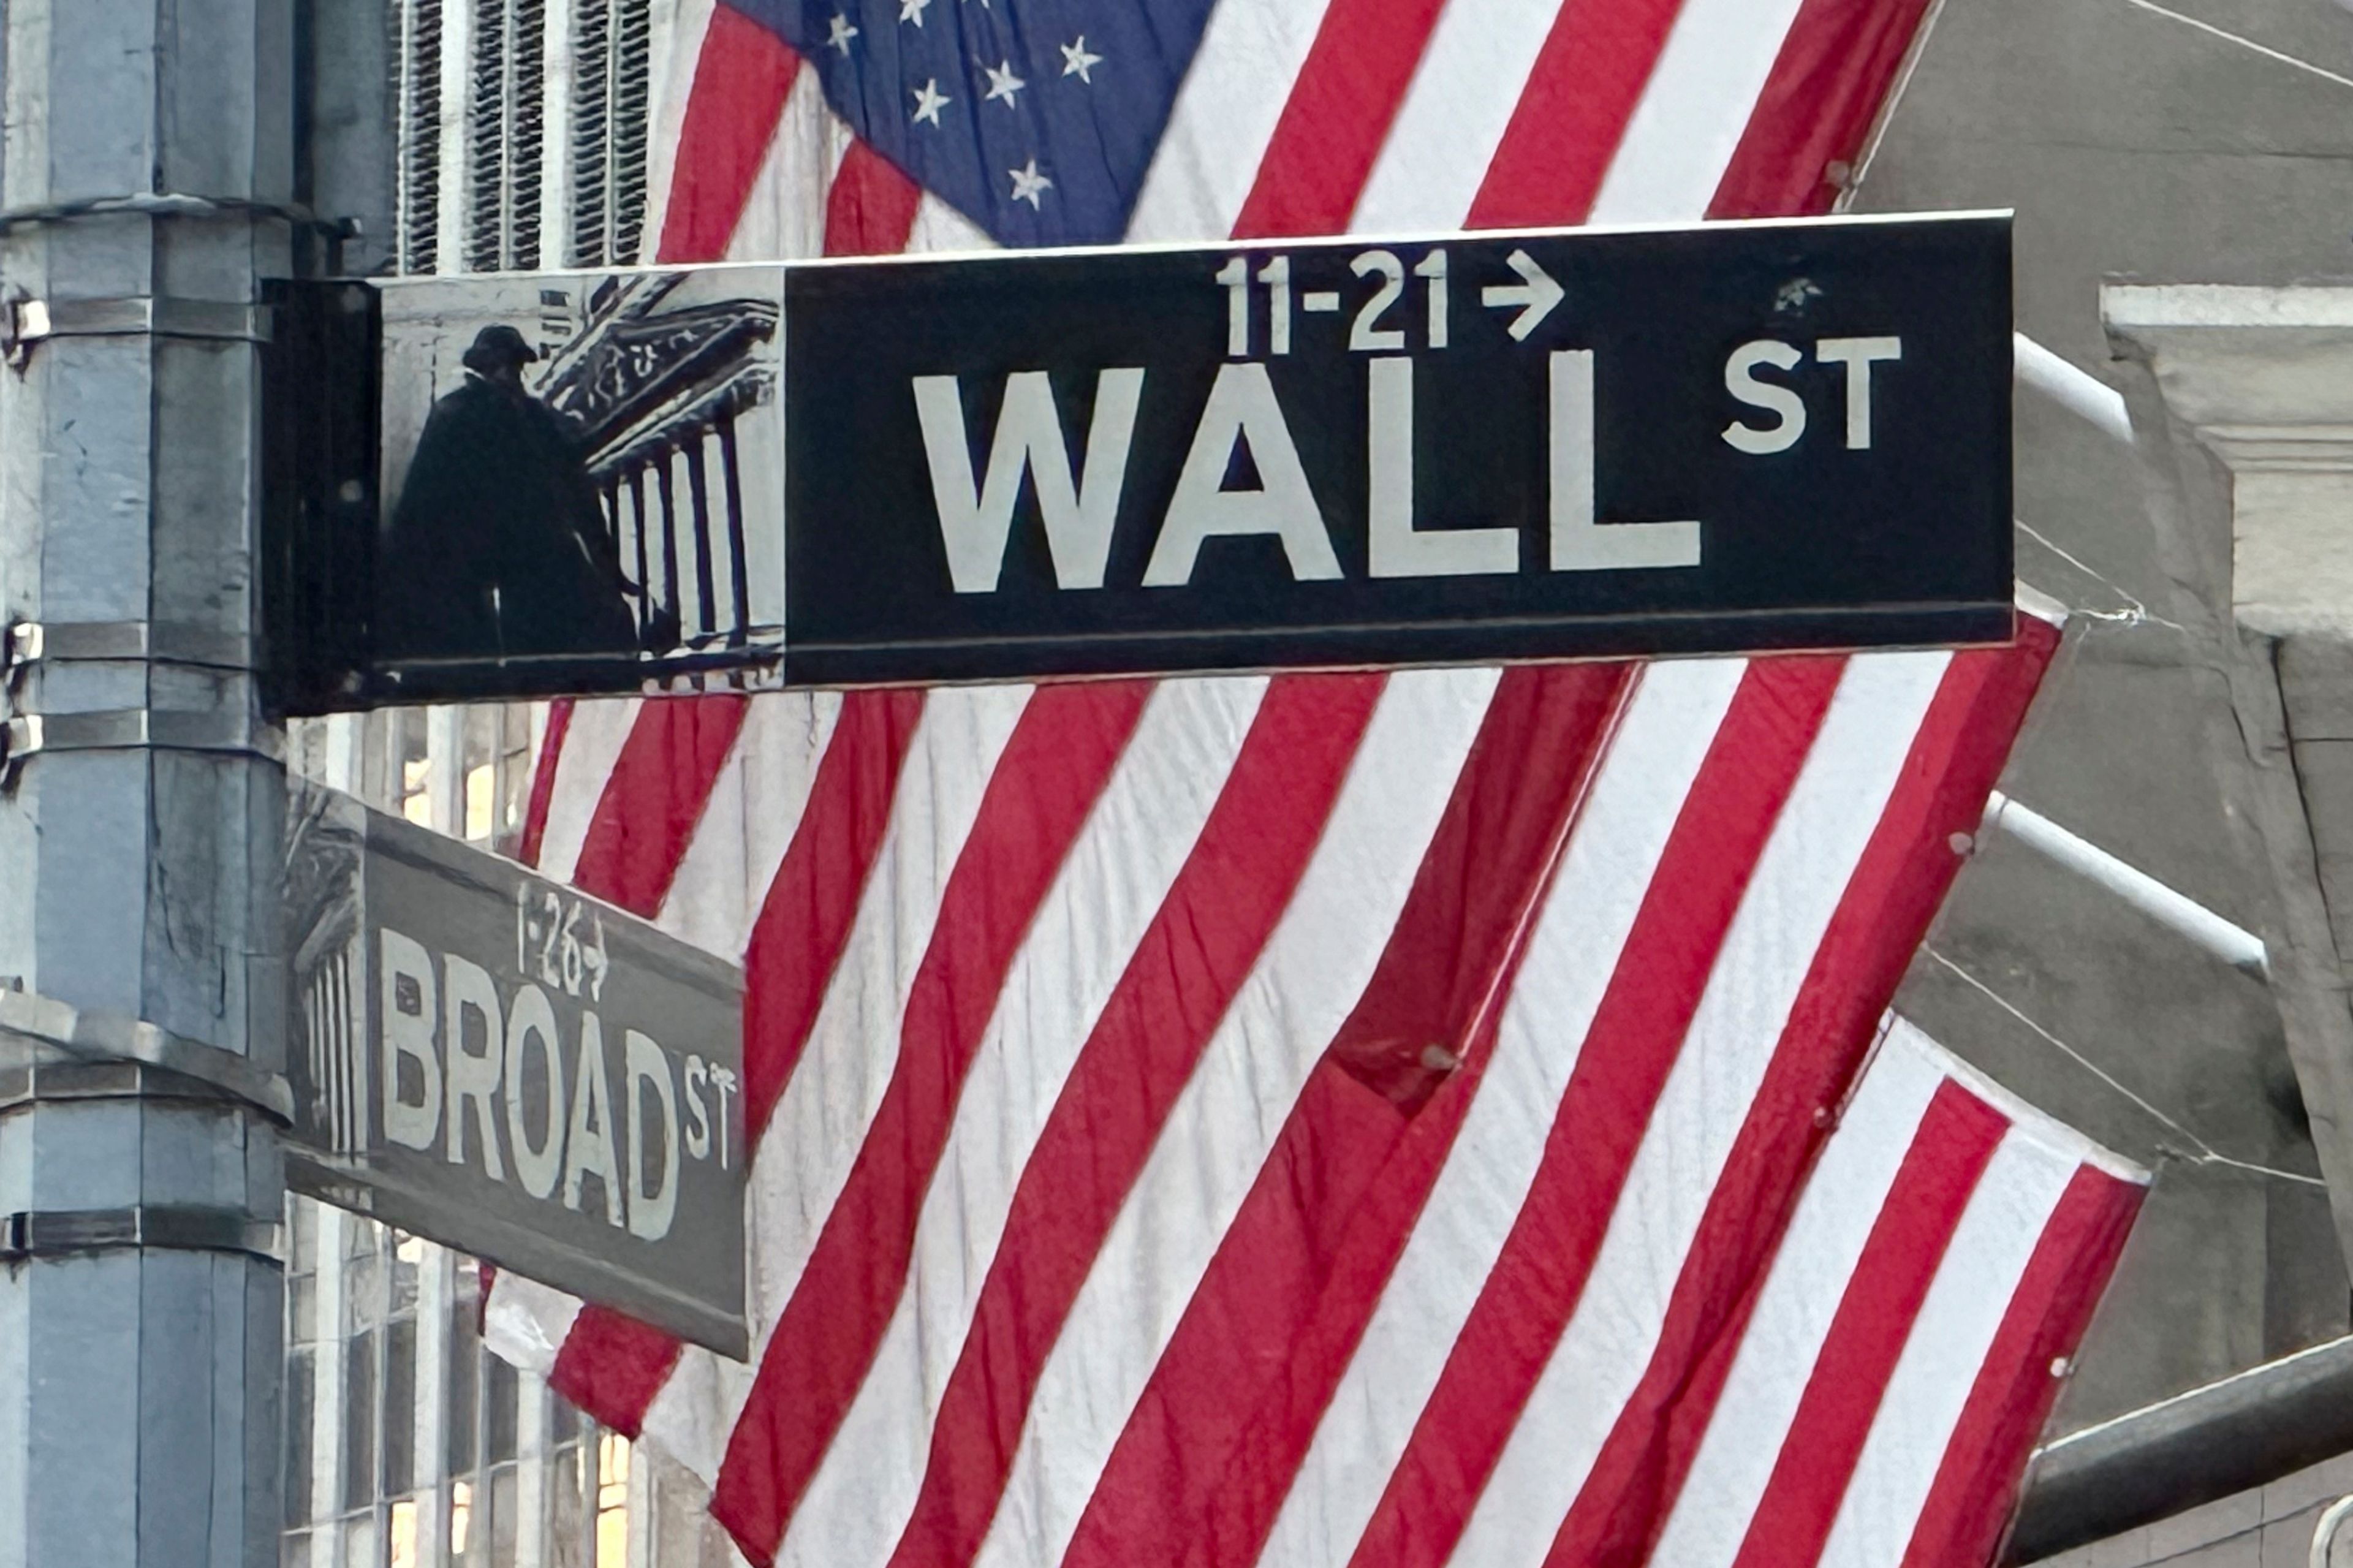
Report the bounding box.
[724,0,1223,247]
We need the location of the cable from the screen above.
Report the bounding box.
[2119,0,2353,93]
[1925,947,2327,1189]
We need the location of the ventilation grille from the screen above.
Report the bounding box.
[396,0,443,273]
[393,0,653,276]
[572,0,653,268]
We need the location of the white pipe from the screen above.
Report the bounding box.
[2014,331,2135,447]
[2314,1494,2353,1568]
[1981,790,2269,978]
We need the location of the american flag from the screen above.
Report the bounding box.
[482,2,2150,1564]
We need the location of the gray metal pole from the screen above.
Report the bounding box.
[0,0,295,1562]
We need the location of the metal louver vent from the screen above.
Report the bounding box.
[396,0,443,274]
[568,0,611,266]
[570,0,654,268]
[466,0,508,271]
[393,0,652,275]
[512,0,547,270]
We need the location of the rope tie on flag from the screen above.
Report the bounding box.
[1925,945,2326,1188]
[2017,519,2189,636]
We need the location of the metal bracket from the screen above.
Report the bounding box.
[4,618,251,673]
[2,708,284,770]
[0,1205,280,1263]
[0,988,294,1124]
[2,293,271,370]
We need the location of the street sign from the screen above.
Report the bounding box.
[282,778,747,1355]
[262,211,2012,710]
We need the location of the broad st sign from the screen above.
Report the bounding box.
[283,779,747,1354]
[261,213,2011,708]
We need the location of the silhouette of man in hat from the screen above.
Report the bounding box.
[378,323,653,664]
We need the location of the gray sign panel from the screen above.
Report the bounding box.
[283,779,746,1355]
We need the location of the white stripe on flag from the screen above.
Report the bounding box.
[536,699,645,884]
[1454,652,1950,1567]
[482,1273,585,1378]
[724,63,855,265]
[1814,1128,2074,1568]
[1348,0,1561,235]
[638,689,1030,1480]
[1124,0,1340,243]
[1587,0,1806,222]
[972,667,1502,1568]
[776,678,1269,1567]
[638,0,721,260]
[1260,660,1741,1567]
[659,691,843,958]
[1645,1040,1950,1568]
[907,193,995,254]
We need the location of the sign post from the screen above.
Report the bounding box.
[263,211,2014,710]
[283,779,748,1354]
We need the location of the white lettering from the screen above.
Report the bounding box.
[1722,339,1807,455]
[562,1013,624,1225]
[682,1056,712,1162]
[441,953,506,1182]
[378,928,441,1151]
[1145,361,1340,586]
[914,368,1145,593]
[1815,335,1902,449]
[1551,350,1702,571]
[624,1031,681,1243]
[504,983,567,1200]
[1367,357,1517,578]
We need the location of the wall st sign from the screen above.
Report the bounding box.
[262,211,2013,708]
[284,779,746,1354]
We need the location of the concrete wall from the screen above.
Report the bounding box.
[1852,0,2353,1428]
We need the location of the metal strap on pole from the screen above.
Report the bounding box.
[0,988,295,1124]
[0,1205,279,1263]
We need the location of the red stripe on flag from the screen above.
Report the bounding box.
[656,5,803,263]
[567,698,748,917]
[712,683,1156,1563]
[1899,1165,2142,1568]
[1727,1080,2011,1568]
[515,702,574,869]
[1230,0,1448,239]
[741,689,929,1136]
[551,689,926,1436]
[884,674,1388,1568]
[1066,664,1634,1568]
[824,140,925,256]
[1345,658,1843,1568]
[1464,0,1684,229]
[1547,626,2062,1568]
[1708,0,1938,219]
[549,1312,685,1438]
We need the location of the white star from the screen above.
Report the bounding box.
[1059,37,1102,82]
[983,59,1026,108]
[909,77,950,127]
[825,11,858,52]
[1007,159,1052,208]
[898,0,930,25]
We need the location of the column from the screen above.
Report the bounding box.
[0,0,293,1561]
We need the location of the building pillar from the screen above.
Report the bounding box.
[0,0,294,1562]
